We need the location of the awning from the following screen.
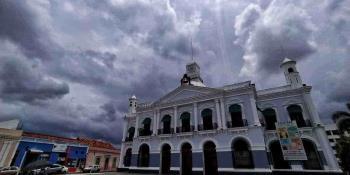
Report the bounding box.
[142,118,151,125]
[161,115,171,122]
[229,105,241,113]
[29,148,44,153]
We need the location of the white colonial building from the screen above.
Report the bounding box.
[118,58,341,175]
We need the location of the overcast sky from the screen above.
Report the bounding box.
[0,0,349,145]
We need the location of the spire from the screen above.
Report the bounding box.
[191,37,194,61]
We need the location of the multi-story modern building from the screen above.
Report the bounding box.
[325,109,350,162]
[118,59,341,175]
[77,138,120,172]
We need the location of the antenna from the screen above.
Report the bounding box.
[279,44,286,59]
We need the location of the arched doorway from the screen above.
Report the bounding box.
[262,108,277,130]
[232,139,254,168]
[201,109,213,130]
[162,115,172,134]
[302,140,322,170]
[180,112,191,132]
[123,148,132,167]
[269,141,290,169]
[203,141,218,175]
[161,144,171,174]
[287,105,306,127]
[138,144,150,167]
[229,104,244,127]
[181,143,192,175]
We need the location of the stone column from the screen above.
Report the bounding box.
[303,93,321,125]
[153,109,158,136]
[220,98,227,129]
[250,94,261,126]
[134,116,139,138]
[215,99,222,129]
[194,102,198,131]
[174,106,178,133]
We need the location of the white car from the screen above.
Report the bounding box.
[0,166,19,175]
[83,165,100,173]
[43,164,68,174]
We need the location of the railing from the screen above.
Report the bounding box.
[158,128,174,135]
[176,125,194,133]
[227,119,248,128]
[139,129,152,136]
[198,123,218,131]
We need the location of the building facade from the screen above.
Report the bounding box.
[118,58,340,175]
[11,132,88,172]
[77,138,120,172]
[0,120,22,168]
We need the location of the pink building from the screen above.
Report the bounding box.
[77,138,120,172]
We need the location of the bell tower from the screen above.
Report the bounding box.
[128,95,137,114]
[280,58,303,88]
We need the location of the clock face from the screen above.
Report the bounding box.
[188,65,195,72]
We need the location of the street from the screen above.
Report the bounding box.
[69,172,157,175]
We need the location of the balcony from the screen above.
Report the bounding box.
[176,125,194,133]
[198,123,218,131]
[158,128,174,135]
[138,129,152,136]
[227,119,248,128]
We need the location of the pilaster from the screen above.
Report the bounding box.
[194,102,198,131]
[215,99,222,129]
[220,98,227,129]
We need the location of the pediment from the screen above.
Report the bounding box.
[154,85,221,104]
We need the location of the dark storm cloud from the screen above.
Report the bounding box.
[0,56,69,103]
[0,0,349,145]
[235,1,316,76]
[0,0,54,60]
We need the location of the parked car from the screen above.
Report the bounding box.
[83,165,100,173]
[42,164,68,174]
[0,166,19,175]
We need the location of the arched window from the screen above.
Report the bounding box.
[287,105,306,127]
[141,118,152,136]
[269,141,290,169]
[338,118,350,135]
[180,112,191,132]
[123,148,132,167]
[201,108,213,130]
[161,144,171,174]
[302,140,322,170]
[138,144,150,167]
[181,143,192,175]
[232,139,254,168]
[203,141,218,175]
[127,127,135,141]
[288,68,294,73]
[161,115,171,134]
[229,104,244,127]
[263,108,277,130]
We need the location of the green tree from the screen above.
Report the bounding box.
[335,135,350,174]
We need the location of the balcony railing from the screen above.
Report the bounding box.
[227,119,248,128]
[139,129,152,136]
[198,123,218,131]
[176,125,194,133]
[158,128,174,135]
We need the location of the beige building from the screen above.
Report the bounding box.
[0,119,23,167]
[77,138,120,172]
